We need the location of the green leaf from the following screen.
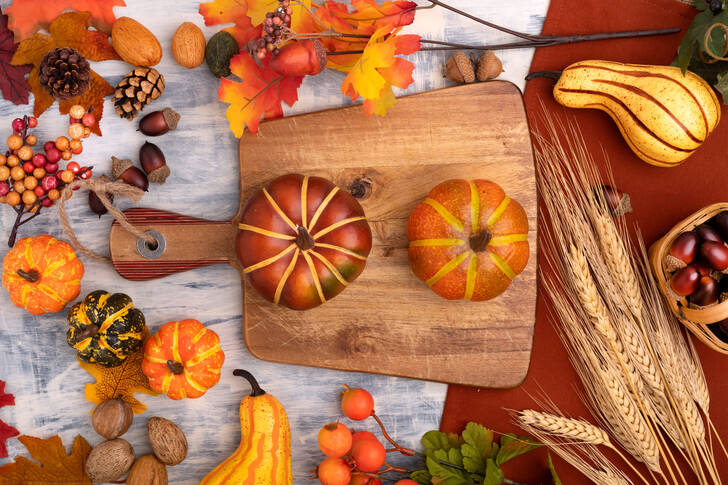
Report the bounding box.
[482,459,504,485]
[548,453,563,485]
[674,8,716,72]
[423,430,456,452]
[495,434,542,466]
[426,449,471,485]
[461,423,495,474]
[411,469,433,485]
[448,447,464,467]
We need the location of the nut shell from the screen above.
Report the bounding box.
[147,417,188,466]
[171,22,206,69]
[86,439,135,483]
[127,454,168,485]
[92,397,132,439]
[112,17,162,66]
[445,51,475,83]
[475,50,503,81]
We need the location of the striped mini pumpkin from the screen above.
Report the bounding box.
[407,179,529,301]
[142,319,224,400]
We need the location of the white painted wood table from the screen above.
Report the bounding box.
[0,1,547,483]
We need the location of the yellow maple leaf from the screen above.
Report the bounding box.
[78,346,159,415]
[0,435,91,484]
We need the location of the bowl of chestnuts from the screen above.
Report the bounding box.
[649,203,728,354]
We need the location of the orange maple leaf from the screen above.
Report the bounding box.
[0,435,91,484]
[78,345,159,415]
[341,27,420,116]
[219,51,303,136]
[5,0,125,42]
[199,0,261,47]
[10,12,118,135]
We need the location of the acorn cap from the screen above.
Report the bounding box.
[445,51,475,83]
[147,165,171,184]
[111,156,133,179]
[161,107,180,131]
[312,40,327,74]
[475,51,503,81]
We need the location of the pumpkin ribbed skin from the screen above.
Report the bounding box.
[66,290,146,367]
[142,319,225,400]
[407,179,529,301]
[237,174,372,310]
[200,373,292,485]
[2,235,84,315]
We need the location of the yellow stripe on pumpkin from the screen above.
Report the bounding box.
[489,252,516,279]
[97,292,110,309]
[301,251,325,303]
[161,373,173,394]
[487,197,511,228]
[310,250,348,286]
[184,368,208,393]
[24,239,35,272]
[73,337,93,352]
[98,336,126,358]
[426,251,470,287]
[300,175,309,228]
[274,249,299,305]
[192,327,207,344]
[489,234,528,246]
[314,243,367,260]
[469,181,480,233]
[263,188,297,231]
[464,255,478,300]
[243,244,296,274]
[36,284,67,305]
[307,186,339,232]
[98,302,133,334]
[172,321,181,363]
[409,238,465,247]
[424,198,465,232]
[186,345,222,367]
[144,355,168,365]
[313,216,366,240]
[238,224,295,240]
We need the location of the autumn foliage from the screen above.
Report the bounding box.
[199,0,421,136]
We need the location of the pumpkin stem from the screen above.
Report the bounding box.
[16,269,39,283]
[525,70,562,82]
[72,324,99,344]
[233,369,266,397]
[469,229,492,252]
[167,360,185,375]
[295,225,315,251]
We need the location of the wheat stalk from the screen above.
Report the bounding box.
[518,410,612,446]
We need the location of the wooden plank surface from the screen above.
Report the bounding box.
[240,81,538,388]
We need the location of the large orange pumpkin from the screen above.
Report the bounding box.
[2,235,84,315]
[237,174,372,310]
[142,319,225,400]
[407,179,529,301]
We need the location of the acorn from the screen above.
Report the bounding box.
[88,174,114,217]
[138,108,180,136]
[112,156,149,191]
[445,51,475,83]
[139,141,170,184]
[595,185,632,217]
[474,50,503,81]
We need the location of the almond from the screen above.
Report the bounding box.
[112,17,162,67]
[171,22,205,69]
[127,454,168,485]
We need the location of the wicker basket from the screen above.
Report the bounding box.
[648,202,728,354]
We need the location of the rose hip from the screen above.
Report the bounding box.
[342,387,374,421]
[317,457,351,485]
[318,423,352,457]
[351,438,385,472]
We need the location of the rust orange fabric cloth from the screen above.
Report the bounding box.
[440,0,728,483]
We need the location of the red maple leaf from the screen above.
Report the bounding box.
[0,14,31,105]
[0,381,18,458]
[0,381,14,408]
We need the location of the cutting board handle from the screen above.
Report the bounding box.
[109,208,239,281]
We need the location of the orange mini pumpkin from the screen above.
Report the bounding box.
[142,319,225,400]
[407,179,529,301]
[2,235,84,315]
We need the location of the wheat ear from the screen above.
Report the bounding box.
[518,410,612,446]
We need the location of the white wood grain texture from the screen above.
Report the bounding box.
[0,1,547,483]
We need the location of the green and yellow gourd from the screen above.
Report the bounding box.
[201,370,292,485]
[66,290,146,367]
[533,60,721,167]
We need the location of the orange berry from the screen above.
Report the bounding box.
[17,145,33,161]
[69,104,85,119]
[68,123,84,140]
[83,127,91,138]
[69,139,82,154]
[0,196,5,204]
[6,155,19,167]
[25,134,37,146]
[7,134,22,150]
[48,189,60,201]
[0,166,9,181]
[55,136,70,151]
[60,170,75,184]
[6,191,20,206]
[13,181,25,193]
[0,154,6,166]
[32,167,45,179]
[10,166,25,180]
[61,150,72,160]
[23,176,38,190]
[26,203,39,213]
[22,189,36,205]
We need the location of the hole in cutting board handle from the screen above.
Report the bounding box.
[136,230,166,259]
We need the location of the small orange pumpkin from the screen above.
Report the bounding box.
[2,235,84,315]
[142,319,225,400]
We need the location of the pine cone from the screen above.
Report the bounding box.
[113,67,165,120]
[38,47,91,100]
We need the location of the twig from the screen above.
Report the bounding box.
[371,412,416,456]
[426,0,540,41]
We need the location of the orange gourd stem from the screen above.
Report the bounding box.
[233,369,266,397]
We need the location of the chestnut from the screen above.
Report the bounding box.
[670,266,701,296]
[689,275,719,306]
[668,231,699,264]
[714,211,728,241]
[700,240,728,271]
[695,223,722,243]
[693,259,713,276]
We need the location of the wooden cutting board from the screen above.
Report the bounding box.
[109,81,537,388]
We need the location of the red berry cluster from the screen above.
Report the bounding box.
[1,110,94,212]
[315,387,417,485]
[248,0,293,59]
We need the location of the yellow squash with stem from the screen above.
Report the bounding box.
[200,370,292,485]
[530,60,721,167]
